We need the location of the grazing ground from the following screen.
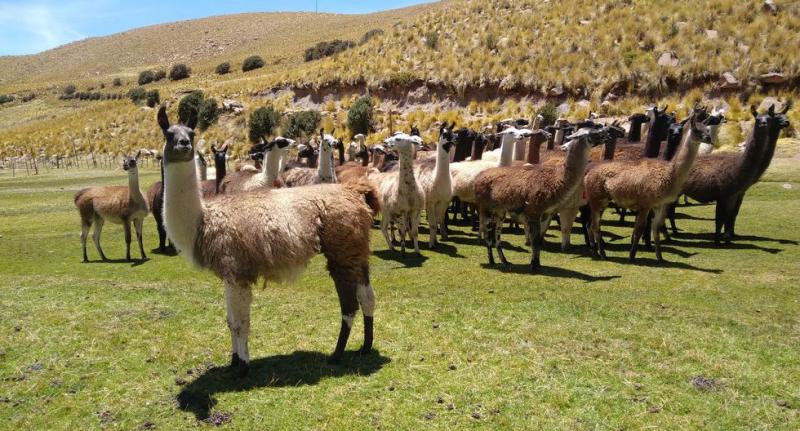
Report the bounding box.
[0,165,798,430]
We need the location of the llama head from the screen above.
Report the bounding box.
[563,127,609,152]
[318,130,338,154]
[529,128,552,145]
[687,106,712,144]
[628,112,650,124]
[122,151,141,172]
[764,101,792,133]
[158,105,197,164]
[383,132,423,155]
[438,122,456,152]
[410,125,421,137]
[210,143,228,167]
[297,143,317,159]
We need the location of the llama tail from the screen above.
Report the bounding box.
[344,178,381,215]
[74,188,90,206]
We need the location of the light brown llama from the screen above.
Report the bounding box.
[74,152,149,262]
[584,108,711,261]
[218,137,295,194]
[158,106,380,375]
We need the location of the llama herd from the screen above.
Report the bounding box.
[71,101,791,373]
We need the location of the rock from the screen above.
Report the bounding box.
[222,99,245,114]
[580,20,592,25]
[675,21,688,29]
[738,43,750,53]
[763,0,778,14]
[548,85,565,97]
[758,96,788,112]
[759,72,786,84]
[557,103,570,115]
[576,99,591,109]
[604,92,619,102]
[657,52,679,67]
[497,37,511,48]
[705,29,718,39]
[719,72,740,90]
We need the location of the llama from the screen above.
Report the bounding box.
[414,123,455,248]
[75,152,149,262]
[698,108,726,154]
[146,154,173,253]
[678,103,791,243]
[348,134,367,162]
[370,133,424,255]
[219,137,295,193]
[627,113,650,142]
[280,131,338,187]
[157,106,380,374]
[474,128,610,271]
[585,108,711,261]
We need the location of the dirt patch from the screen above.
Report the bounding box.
[96,410,115,424]
[691,375,724,391]
[203,411,232,427]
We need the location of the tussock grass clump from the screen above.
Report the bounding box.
[215,62,231,75]
[169,64,191,81]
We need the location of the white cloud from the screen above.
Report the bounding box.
[0,2,90,55]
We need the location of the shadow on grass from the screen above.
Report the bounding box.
[177,350,390,420]
[150,247,178,257]
[480,262,621,282]
[84,258,149,267]
[600,255,723,274]
[373,250,430,267]
[675,231,797,248]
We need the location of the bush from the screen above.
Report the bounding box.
[197,98,219,130]
[360,29,384,45]
[0,94,15,104]
[64,84,77,95]
[128,87,147,104]
[284,110,322,139]
[169,64,191,81]
[347,96,374,137]
[215,62,231,75]
[424,31,439,49]
[248,106,281,143]
[138,70,156,85]
[112,78,122,87]
[154,69,166,81]
[537,102,558,127]
[178,91,204,124]
[242,56,265,72]
[486,33,498,51]
[145,90,160,108]
[304,39,356,62]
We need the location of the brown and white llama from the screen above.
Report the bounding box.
[75,152,148,262]
[219,137,295,193]
[584,108,711,261]
[280,131,338,186]
[158,106,380,375]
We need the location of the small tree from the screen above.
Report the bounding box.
[284,110,322,140]
[178,91,204,124]
[145,90,160,108]
[537,102,558,127]
[64,84,77,96]
[128,87,146,104]
[215,62,231,75]
[198,98,219,131]
[248,106,281,143]
[242,56,265,72]
[112,78,122,87]
[169,64,191,81]
[347,96,374,137]
[138,70,155,85]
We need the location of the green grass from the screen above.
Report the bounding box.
[1,166,799,430]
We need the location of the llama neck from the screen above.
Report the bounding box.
[669,129,701,192]
[603,138,618,160]
[195,156,207,181]
[398,150,416,190]
[498,135,516,167]
[628,120,642,142]
[318,147,335,182]
[525,139,541,164]
[753,123,783,184]
[215,159,226,193]
[163,160,204,265]
[264,148,282,183]
[708,124,721,147]
[563,142,591,190]
[434,142,450,181]
[643,121,664,158]
[128,170,144,203]
[513,139,527,161]
[337,146,345,165]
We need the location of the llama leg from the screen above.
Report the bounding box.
[485,217,496,266]
[356,275,376,355]
[133,218,146,260]
[123,219,132,261]
[643,211,653,249]
[630,211,649,261]
[714,198,726,245]
[652,206,667,262]
[380,216,394,251]
[495,218,510,266]
[80,220,91,262]
[589,208,603,258]
[529,215,544,271]
[559,206,579,251]
[411,213,421,255]
[428,205,437,249]
[330,275,359,364]
[224,281,252,376]
[438,202,449,241]
[155,216,167,251]
[667,200,678,235]
[727,193,745,241]
[92,215,107,261]
[579,205,591,247]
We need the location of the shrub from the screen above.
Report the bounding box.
[128,87,146,104]
[215,62,231,75]
[424,31,439,49]
[64,84,77,95]
[138,70,156,85]
[145,90,160,108]
[0,94,15,104]
[360,29,384,45]
[178,91,204,124]
[304,39,356,62]
[242,56,265,72]
[154,69,166,81]
[347,96,374,137]
[197,98,219,130]
[284,110,322,139]
[169,64,191,81]
[486,33,498,51]
[537,102,558,127]
[248,106,281,143]
[112,78,122,87]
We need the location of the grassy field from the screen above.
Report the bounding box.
[1,163,799,430]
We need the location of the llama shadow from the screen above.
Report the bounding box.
[445,235,530,253]
[422,242,466,258]
[676,231,797,246]
[602,255,723,274]
[176,350,390,420]
[84,258,149,267]
[480,262,621,282]
[669,234,786,254]
[373,249,430,267]
[150,247,178,256]
[599,242,697,259]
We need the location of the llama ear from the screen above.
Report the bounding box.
[135,149,142,160]
[768,104,775,116]
[750,105,759,118]
[211,144,218,154]
[157,105,170,132]
[186,109,198,130]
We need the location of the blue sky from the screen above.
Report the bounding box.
[0,0,434,56]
